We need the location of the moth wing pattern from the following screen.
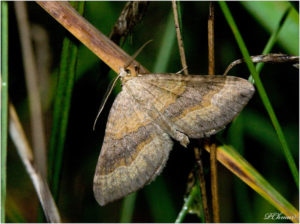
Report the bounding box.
[94,73,255,206]
[93,87,173,206]
[130,74,255,138]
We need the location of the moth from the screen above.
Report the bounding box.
[93,67,255,206]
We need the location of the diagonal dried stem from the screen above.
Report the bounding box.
[9,103,61,223]
[36,1,149,76]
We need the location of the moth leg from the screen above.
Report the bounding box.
[173,129,190,147]
[151,111,190,147]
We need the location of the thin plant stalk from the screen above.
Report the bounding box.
[152,10,176,73]
[208,2,215,76]
[175,185,202,223]
[48,1,85,200]
[1,2,8,222]
[194,147,210,222]
[250,6,292,83]
[9,104,61,222]
[219,1,299,189]
[120,193,137,223]
[172,0,188,75]
[207,2,220,222]
[14,1,47,178]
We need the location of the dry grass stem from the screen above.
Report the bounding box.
[14,1,47,178]
[209,143,220,222]
[223,53,299,76]
[31,24,51,105]
[172,0,189,75]
[9,104,61,223]
[207,2,220,222]
[208,2,215,76]
[194,147,211,222]
[36,1,148,76]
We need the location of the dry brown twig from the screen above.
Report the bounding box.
[193,147,211,222]
[223,53,299,76]
[207,2,220,222]
[36,1,149,76]
[172,0,189,75]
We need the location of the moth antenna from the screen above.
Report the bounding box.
[93,40,153,130]
[124,39,153,69]
[93,73,122,131]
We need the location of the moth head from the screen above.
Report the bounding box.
[119,67,132,83]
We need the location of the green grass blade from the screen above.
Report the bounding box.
[1,1,8,222]
[243,109,297,158]
[48,2,85,199]
[119,193,137,223]
[227,114,254,222]
[248,6,292,83]
[240,1,299,55]
[144,177,177,222]
[205,145,299,222]
[175,184,203,223]
[152,9,176,73]
[219,1,299,189]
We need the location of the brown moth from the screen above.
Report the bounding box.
[93,67,255,206]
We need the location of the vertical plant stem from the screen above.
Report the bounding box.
[208,2,215,76]
[1,1,8,222]
[210,143,220,223]
[219,1,299,189]
[48,2,85,200]
[194,147,210,223]
[152,10,176,73]
[14,1,48,178]
[120,193,137,222]
[250,6,292,83]
[175,185,202,223]
[172,0,188,74]
[208,2,220,222]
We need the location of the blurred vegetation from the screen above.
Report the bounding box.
[5,1,299,222]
